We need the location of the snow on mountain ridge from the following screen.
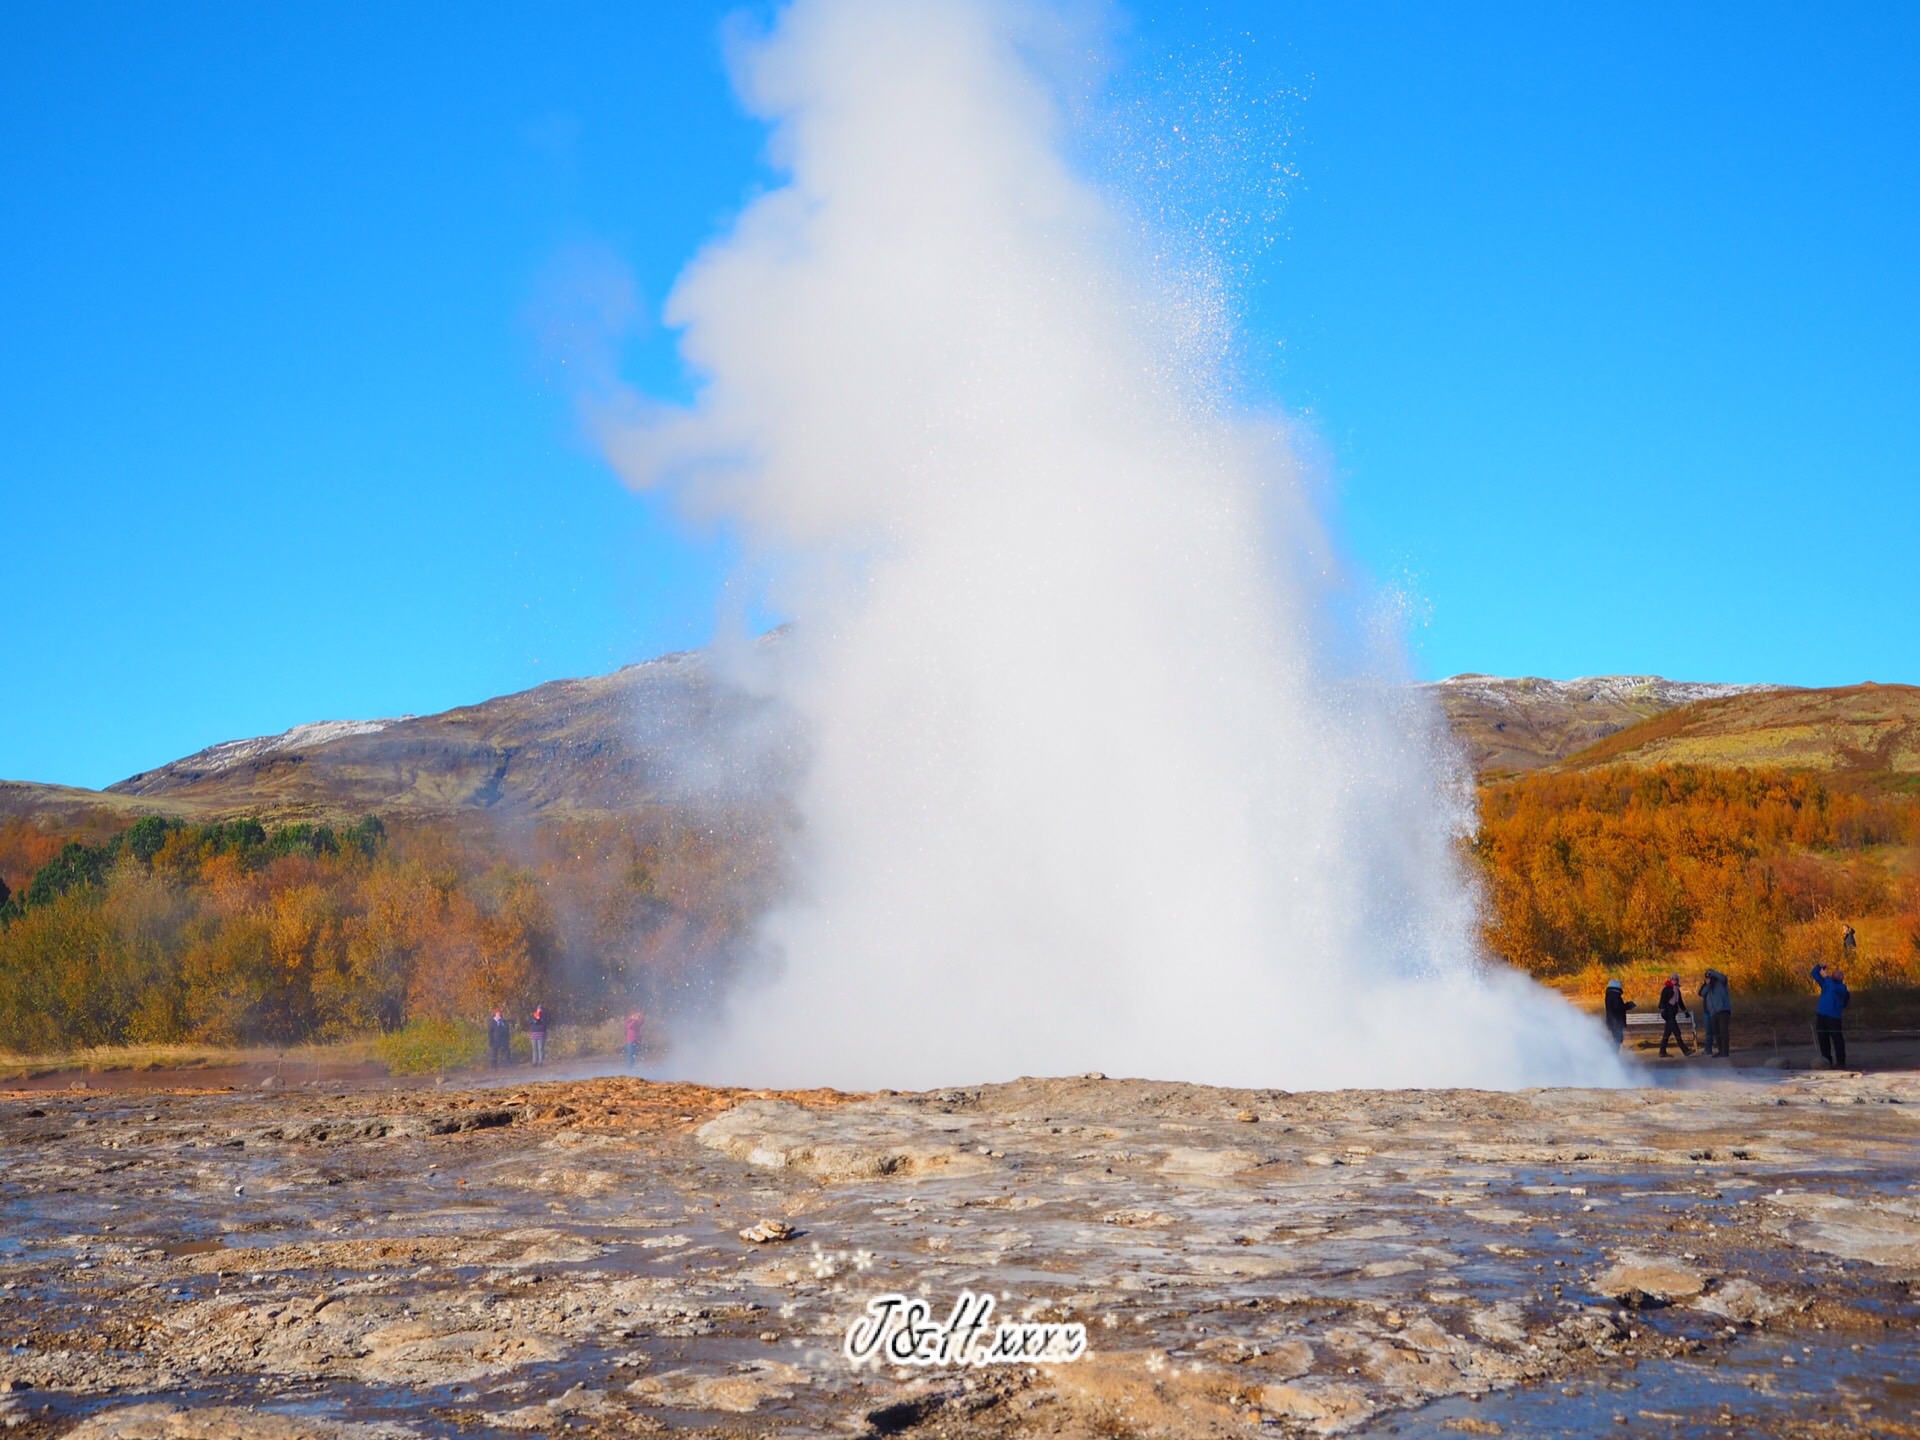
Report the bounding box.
[114,664,1782,800]
[171,718,411,777]
[1425,675,1779,707]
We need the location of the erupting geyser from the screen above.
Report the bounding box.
[605,0,1624,1090]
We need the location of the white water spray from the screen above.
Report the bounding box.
[604,0,1623,1090]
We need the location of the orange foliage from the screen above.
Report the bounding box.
[1473,765,1920,991]
[0,808,782,1052]
[0,820,66,897]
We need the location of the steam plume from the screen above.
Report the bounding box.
[604,0,1623,1089]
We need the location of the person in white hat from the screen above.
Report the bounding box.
[1603,979,1635,1050]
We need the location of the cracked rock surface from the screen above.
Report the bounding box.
[1,1070,1916,1437]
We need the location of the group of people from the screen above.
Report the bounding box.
[1603,972,1733,1057]
[485,1006,551,1067]
[1602,935,1855,1069]
[481,1005,650,1071]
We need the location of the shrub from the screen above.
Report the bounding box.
[373,1017,485,1075]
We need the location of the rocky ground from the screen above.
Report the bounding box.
[0,1069,1915,1438]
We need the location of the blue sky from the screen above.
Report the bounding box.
[3,2,1916,789]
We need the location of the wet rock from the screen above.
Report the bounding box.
[629,1360,809,1413]
[353,1320,566,1386]
[494,1386,627,1430]
[1101,1207,1174,1227]
[65,1404,418,1438]
[738,1218,795,1244]
[1690,1277,1782,1325]
[1042,1352,1256,1438]
[1259,1338,1315,1379]
[1763,1189,1920,1268]
[1554,1309,1626,1347]
[1468,1302,1528,1345]
[1158,1146,1265,1177]
[1463,1206,1528,1225]
[1257,1380,1376,1433]
[696,1099,995,1180]
[1590,1252,1706,1307]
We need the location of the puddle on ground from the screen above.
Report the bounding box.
[1398,1333,1916,1437]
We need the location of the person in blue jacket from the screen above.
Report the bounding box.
[1810,963,1850,1069]
[1697,969,1732,1058]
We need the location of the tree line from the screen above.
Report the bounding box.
[3,762,1913,1053]
[1473,764,1920,991]
[0,808,778,1054]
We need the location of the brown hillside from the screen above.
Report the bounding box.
[108,648,791,823]
[0,781,152,838]
[1422,675,1770,775]
[8,660,1907,835]
[0,646,792,830]
[1557,682,1920,782]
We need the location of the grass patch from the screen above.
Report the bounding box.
[0,1038,384,1082]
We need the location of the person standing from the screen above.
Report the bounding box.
[1811,964,1850,1069]
[1698,969,1732,1058]
[1657,973,1693,1057]
[624,1010,644,1071]
[1604,980,1635,1050]
[487,1008,511,1069]
[528,1005,549,1067]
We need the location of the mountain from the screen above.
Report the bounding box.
[1421,674,1776,777]
[6,657,1903,833]
[3,644,792,830]
[1552,682,1920,781]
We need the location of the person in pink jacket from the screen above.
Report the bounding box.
[528,1006,549,1066]
[624,1010,645,1071]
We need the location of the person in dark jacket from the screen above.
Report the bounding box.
[1657,974,1692,1057]
[1603,979,1635,1050]
[528,1006,549,1067]
[1811,964,1850,1068]
[487,1009,511,1068]
[1698,970,1732,1058]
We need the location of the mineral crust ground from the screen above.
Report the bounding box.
[1,1068,1915,1437]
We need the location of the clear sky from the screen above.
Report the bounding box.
[3,2,1916,789]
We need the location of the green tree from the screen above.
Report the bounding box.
[119,815,181,865]
[25,842,112,906]
[269,823,339,858]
